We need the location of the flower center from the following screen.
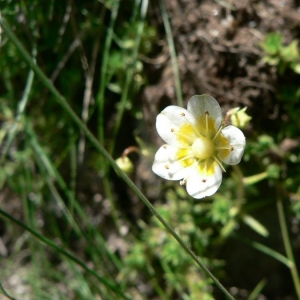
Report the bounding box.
[191,136,215,160]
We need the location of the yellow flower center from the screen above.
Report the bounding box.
[191,136,215,160]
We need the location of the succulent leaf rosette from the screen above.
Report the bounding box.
[152,95,246,199]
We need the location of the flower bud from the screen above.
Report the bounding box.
[115,156,134,174]
[230,107,252,129]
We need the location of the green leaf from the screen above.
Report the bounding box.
[262,56,279,66]
[242,214,269,237]
[260,32,282,55]
[219,219,237,239]
[248,279,267,300]
[280,40,299,62]
[243,172,268,185]
[292,63,300,74]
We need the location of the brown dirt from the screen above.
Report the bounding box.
[143,0,300,144]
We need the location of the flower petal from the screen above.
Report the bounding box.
[186,163,222,199]
[219,125,246,165]
[156,106,198,147]
[187,95,222,129]
[152,144,193,181]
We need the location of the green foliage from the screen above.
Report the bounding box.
[0,1,155,299]
[261,32,300,75]
[120,187,217,299]
[1,2,300,300]
[210,194,231,225]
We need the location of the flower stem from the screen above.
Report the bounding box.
[276,183,300,298]
[0,281,17,300]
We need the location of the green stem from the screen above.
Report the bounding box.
[0,281,17,300]
[0,208,130,300]
[237,235,292,268]
[26,122,123,271]
[276,184,300,298]
[1,17,234,300]
[97,0,120,145]
[109,0,148,155]
[94,1,122,232]
[159,0,183,106]
[0,47,36,164]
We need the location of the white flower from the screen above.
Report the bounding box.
[152,94,246,199]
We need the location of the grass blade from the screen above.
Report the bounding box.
[0,207,130,300]
[159,0,183,106]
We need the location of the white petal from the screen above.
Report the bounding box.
[186,163,222,199]
[152,145,192,181]
[219,125,246,165]
[187,95,222,128]
[156,106,197,147]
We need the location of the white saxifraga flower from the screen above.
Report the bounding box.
[152,94,246,199]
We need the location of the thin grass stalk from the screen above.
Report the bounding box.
[0,49,36,164]
[40,189,106,298]
[248,279,267,300]
[102,0,150,234]
[0,282,17,300]
[78,28,102,164]
[103,175,123,232]
[159,0,183,106]
[46,206,105,298]
[28,128,82,236]
[2,0,38,159]
[109,0,148,155]
[1,18,234,300]
[26,123,123,271]
[69,128,77,217]
[237,235,292,268]
[93,0,122,232]
[0,207,130,300]
[20,163,42,296]
[26,150,105,297]
[67,262,103,299]
[97,0,120,145]
[276,183,300,298]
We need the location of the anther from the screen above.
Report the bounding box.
[180,112,185,116]
[165,165,170,169]
[163,145,167,149]
[202,179,207,183]
[230,146,234,151]
[213,155,226,172]
[205,111,209,115]
[222,120,227,127]
[171,128,175,132]
[180,179,186,185]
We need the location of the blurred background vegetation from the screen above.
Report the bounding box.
[1,0,300,299]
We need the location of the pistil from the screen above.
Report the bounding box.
[191,136,215,160]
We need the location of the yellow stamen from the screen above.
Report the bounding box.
[177,155,194,164]
[213,155,226,172]
[213,125,223,141]
[216,146,233,150]
[205,111,209,137]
